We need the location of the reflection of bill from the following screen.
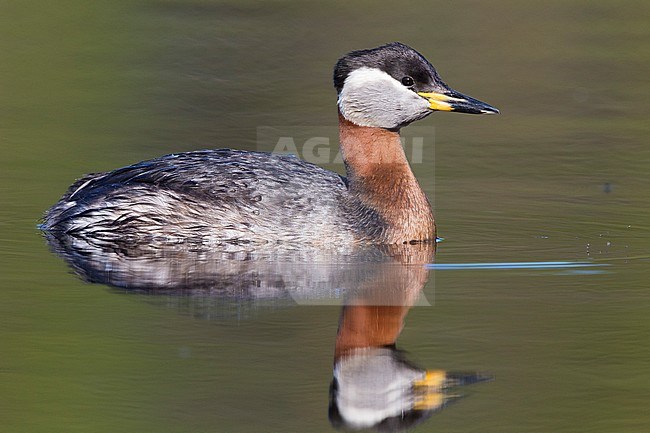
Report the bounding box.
[330,347,489,431]
[330,246,491,431]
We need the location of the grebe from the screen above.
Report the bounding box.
[43,42,497,247]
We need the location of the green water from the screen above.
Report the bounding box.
[2,1,650,432]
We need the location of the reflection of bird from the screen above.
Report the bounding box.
[43,42,497,248]
[329,347,492,432]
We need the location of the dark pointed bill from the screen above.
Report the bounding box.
[417,89,499,114]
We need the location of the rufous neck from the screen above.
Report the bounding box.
[338,113,435,243]
[338,113,409,181]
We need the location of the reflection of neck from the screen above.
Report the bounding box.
[335,305,409,360]
[333,243,435,360]
[338,113,435,243]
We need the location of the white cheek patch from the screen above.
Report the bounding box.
[337,67,429,129]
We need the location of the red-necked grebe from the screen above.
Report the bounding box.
[43,42,498,247]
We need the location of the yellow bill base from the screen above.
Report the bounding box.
[417,91,465,111]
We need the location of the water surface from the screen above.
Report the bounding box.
[2,1,650,432]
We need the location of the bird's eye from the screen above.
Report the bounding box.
[401,76,414,87]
